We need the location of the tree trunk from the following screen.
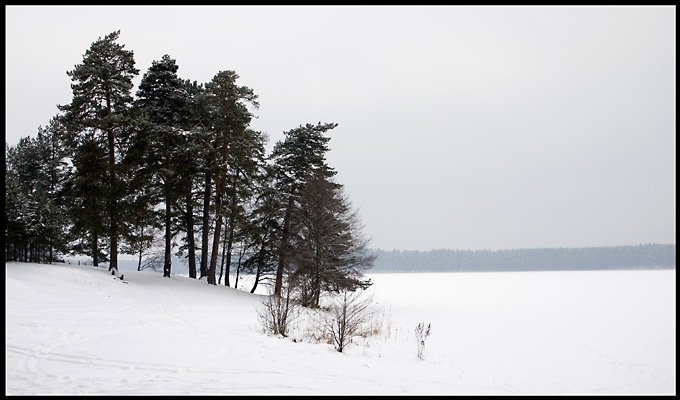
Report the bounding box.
[223,173,238,287]
[250,266,261,294]
[312,276,322,308]
[224,236,233,287]
[186,195,197,279]
[312,252,322,308]
[164,192,172,277]
[223,208,236,287]
[137,225,144,271]
[163,146,172,278]
[107,127,118,275]
[209,130,230,285]
[275,195,295,297]
[208,175,222,285]
[200,170,211,278]
[218,220,228,285]
[92,232,99,267]
[137,229,143,271]
[250,240,267,294]
[235,246,245,289]
[208,214,222,285]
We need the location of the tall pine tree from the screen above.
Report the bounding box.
[217,127,268,286]
[135,54,190,277]
[269,122,338,296]
[203,70,259,285]
[58,30,139,276]
[174,79,209,279]
[289,172,375,307]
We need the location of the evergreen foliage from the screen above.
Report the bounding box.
[5,123,71,263]
[5,29,375,309]
[269,122,339,297]
[66,137,110,265]
[202,70,260,285]
[289,172,375,308]
[57,30,139,274]
[135,54,191,277]
[239,166,286,293]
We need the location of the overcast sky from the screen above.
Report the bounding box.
[5,6,676,251]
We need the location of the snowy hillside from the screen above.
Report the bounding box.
[6,262,676,395]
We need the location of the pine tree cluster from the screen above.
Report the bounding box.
[5,30,375,302]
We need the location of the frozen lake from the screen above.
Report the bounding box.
[364,269,676,394]
[6,263,675,395]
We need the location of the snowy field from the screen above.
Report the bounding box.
[5,262,675,395]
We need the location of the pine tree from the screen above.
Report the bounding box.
[35,118,72,263]
[119,145,160,272]
[217,128,268,286]
[289,172,374,307]
[5,119,72,264]
[66,137,110,266]
[181,80,217,280]
[269,122,338,296]
[240,165,285,294]
[203,70,259,285]
[5,140,35,261]
[135,54,190,278]
[174,79,210,279]
[58,30,139,275]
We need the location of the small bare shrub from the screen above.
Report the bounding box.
[256,283,299,337]
[323,290,376,353]
[415,322,431,359]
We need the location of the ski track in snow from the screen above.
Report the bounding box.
[5,262,676,395]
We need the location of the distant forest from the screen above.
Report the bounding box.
[369,244,676,273]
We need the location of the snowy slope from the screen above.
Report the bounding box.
[5,262,676,395]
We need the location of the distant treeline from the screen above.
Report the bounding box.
[369,244,676,273]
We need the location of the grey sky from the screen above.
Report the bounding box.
[5,6,676,251]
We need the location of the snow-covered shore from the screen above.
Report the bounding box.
[5,262,675,395]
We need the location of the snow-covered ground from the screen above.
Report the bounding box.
[5,262,675,395]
